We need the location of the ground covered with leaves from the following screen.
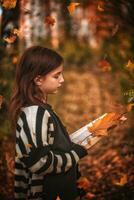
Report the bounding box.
[0,67,134,200]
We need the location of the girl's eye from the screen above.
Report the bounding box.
[54,75,59,79]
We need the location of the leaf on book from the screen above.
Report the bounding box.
[88,112,125,137]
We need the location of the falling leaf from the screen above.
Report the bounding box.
[4,34,17,43]
[125,59,134,70]
[44,16,56,26]
[97,3,105,12]
[111,24,119,36]
[26,143,32,148]
[97,59,112,72]
[77,177,90,190]
[2,0,17,9]
[88,112,124,137]
[127,103,134,112]
[0,95,4,108]
[113,174,128,186]
[67,2,80,15]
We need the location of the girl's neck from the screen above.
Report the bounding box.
[42,95,48,104]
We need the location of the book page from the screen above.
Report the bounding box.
[70,113,107,146]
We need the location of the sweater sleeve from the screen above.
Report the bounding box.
[16,106,87,176]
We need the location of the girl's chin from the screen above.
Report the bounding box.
[50,89,58,94]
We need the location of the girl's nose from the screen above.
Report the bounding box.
[59,74,64,83]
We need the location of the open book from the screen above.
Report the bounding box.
[70,113,107,149]
[70,112,126,149]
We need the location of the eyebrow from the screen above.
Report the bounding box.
[53,71,62,75]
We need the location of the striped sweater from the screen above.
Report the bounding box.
[14,104,87,200]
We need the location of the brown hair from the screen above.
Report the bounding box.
[9,46,63,129]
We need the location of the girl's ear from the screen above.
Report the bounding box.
[34,76,42,86]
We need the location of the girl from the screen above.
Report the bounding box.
[9,46,88,200]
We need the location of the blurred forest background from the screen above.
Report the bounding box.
[0,0,134,199]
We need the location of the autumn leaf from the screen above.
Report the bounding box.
[2,0,17,9]
[67,2,80,15]
[85,192,95,199]
[44,16,56,26]
[97,3,105,12]
[26,143,32,148]
[125,59,134,70]
[0,95,4,108]
[127,103,134,112]
[97,59,112,72]
[77,177,90,190]
[88,112,125,137]
[4,34,17,43]
[4,28,22,43]
[5,152,14,174]
[12,56,18,65]
[113,174,128,186]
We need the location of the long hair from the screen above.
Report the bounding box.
[9,46,63,129]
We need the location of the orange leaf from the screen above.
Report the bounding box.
[5,152,14,174]
[67,2,80,15]
[77,177,90,190]
[2,0,17,9]
[97,3,105,12]
[85,192,95,199]
[125,59,134,70]
[12,56,18,65]
[26,143,32,148]
[4,35,17,43]
[0,95,4,108]
[113,174,128,186]
[127,103,134,112]
[88,112,124,137]
[97,59,111,72]
[44,16,56,26]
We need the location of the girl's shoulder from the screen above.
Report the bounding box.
[21,104,52,118]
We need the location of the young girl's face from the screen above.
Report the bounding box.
[35,65,64,97]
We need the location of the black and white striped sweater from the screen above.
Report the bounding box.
[15,104,87,200]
